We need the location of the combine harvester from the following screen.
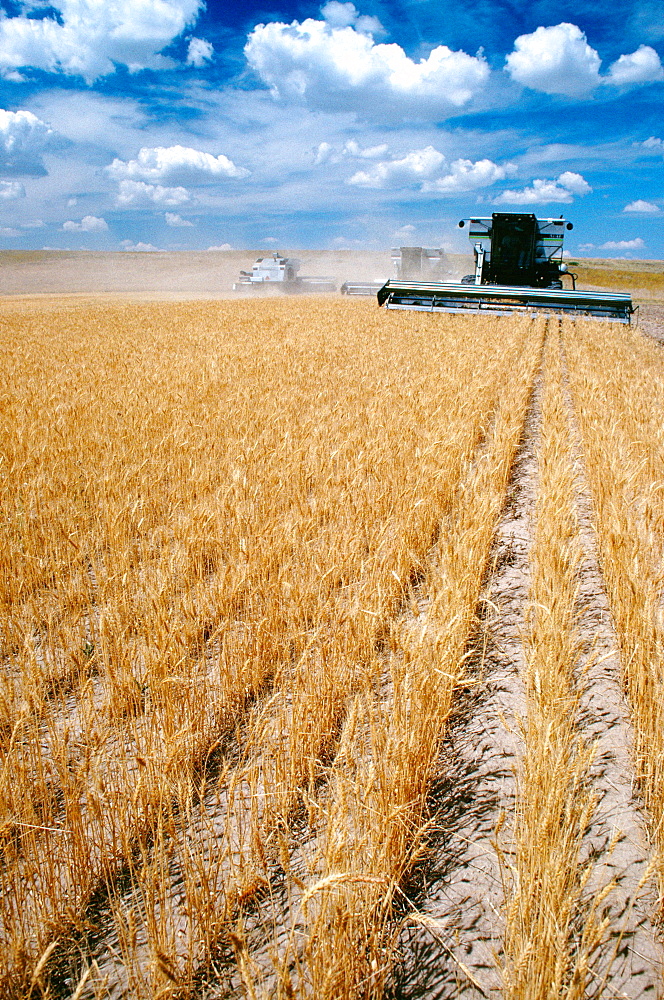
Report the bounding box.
[233,252,335,293]
[341,246,445,297]
[377,213,635,323]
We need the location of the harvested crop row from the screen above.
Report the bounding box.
[502,325,600,1000]
[563,320,664,903]
[0,298,529,994]
[379,317,660,1000]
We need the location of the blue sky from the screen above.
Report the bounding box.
[0,0,662,256]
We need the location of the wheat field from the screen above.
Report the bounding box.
[1,294,663,998]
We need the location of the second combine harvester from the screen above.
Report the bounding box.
[377,212,634,323]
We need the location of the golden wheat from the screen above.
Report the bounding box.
[563,319,664,900]
[0,297,530,994]
[2,296,662,997]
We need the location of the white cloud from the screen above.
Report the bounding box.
[116,179,192,206]
[343,140,389,158]
[0,108,54,175]
[331,235,365,247]
[392,223,416,240]
[313,138,389,165]
[0,226,20,237]
[505,23,601,96]
[62,215,108,232]
[245,15,489,116]
[0,180,25,199]
[186,36,214,67]
[107,145,249,184]
[600,237,645,250]
[495,171,592,204]
[347,146,445,187]
[314,141,334,165]
[606,45,663,86]
[642,136,663,149]
[347,145,505,194]
[624,199,660,213]
[556,171,592,195]
[321,2,383,35]
[506,23,664,97]
[207,243,233,251]
[165,211,194,227]
[0,0,204,83]
[121,240,163,251]
[423,158,506,193]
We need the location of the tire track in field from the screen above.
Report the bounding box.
[387,366,540,1000]
[390,321,663,1000]
[559,329,663,997]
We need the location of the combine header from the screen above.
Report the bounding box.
[233,252,335,293]
[377,213,634,323]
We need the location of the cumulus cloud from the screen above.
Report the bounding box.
[313,141,334,165]
[624,199,660,212]
[207,243,233,251]
[347,146,445,187]
[321,2,383,35]
[423,158,506,193]
[0,0,204,83]
[121,240,163,251]
[505,23,601,96]
[506,23,663,97]
[347,145,505,194]
[313,138,389,165]
[0,180,25,199]
[495,171,592,204]
[62,215,108,232]
[556,171,592,195]
[642,136,663,149]
[606,45,664,86]
[165,211,194,227]
[600,237,645,249]
[0,109,54,175]
[245,14,489,116]
[186,36,213,67]
[107,145,249,184]
[343,140,389,158]
[116,179,191,206]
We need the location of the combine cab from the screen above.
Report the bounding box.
[234,252,335,293]
[392,246,446,281]
[377,214,635,323]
